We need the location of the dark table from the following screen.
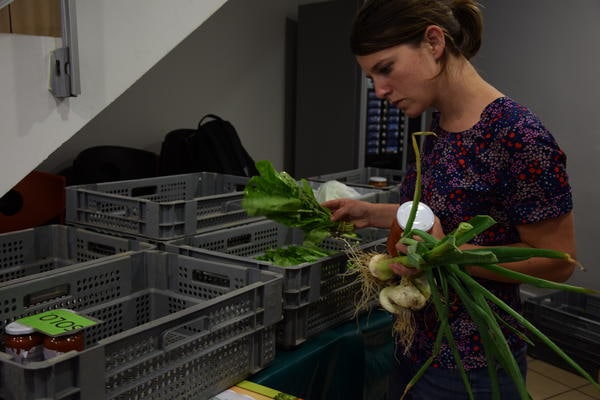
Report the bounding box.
[251,309,395,400]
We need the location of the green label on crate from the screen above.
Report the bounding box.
[17,310,99,336]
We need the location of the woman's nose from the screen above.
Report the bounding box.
[373,79,391,99]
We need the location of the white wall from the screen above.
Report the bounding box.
[474,0,600,289]
[38,0,295,176]
[0,0,227,196]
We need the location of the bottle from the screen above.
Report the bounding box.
[3,321,44,364]
[42,309,85,359]
[396,201,435,232]
[368,176,388,188]
[43,330,85,359]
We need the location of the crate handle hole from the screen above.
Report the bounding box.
[192,270,230,288]
[131,185,158,197]
[86,241,117,255]
[25,284,70,307]
[226,233,251,248]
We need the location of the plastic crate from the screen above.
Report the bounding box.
[0,224,154,285]
[65,172,261,241]
[164,220,388,347]
[0,251,283,400]
[66,173,389,242]
[523,291,600,380]
[278,279,367,348]
[309,167,406,190]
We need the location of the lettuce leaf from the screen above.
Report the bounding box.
[256,244,335,266]
[242,160,353,243]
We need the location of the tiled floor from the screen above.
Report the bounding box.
[527,357,600,399]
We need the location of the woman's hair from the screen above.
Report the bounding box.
[350,0,483,61]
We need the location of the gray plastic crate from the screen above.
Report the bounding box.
[164,219,388,347]
[65,172,261,241]
[0,251,283,400]
[0,224,154,285]
[523,291,600,380]
[278,279,367,348]
[66,172,390,242]
[309,167,406,189]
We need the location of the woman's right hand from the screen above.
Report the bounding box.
[322,199,401,229]
[321,198,373,228]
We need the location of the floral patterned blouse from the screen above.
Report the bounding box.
[397,97,573,370]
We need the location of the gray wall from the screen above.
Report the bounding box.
[38,0,298,175]
[474,0,600,289]
[294,0,362,178]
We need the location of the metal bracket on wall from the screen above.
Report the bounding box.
[50,0,80,98]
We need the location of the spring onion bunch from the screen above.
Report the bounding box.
[350,132,600,400]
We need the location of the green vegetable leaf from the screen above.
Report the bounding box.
[256,244,334,266]
[242,160,354,242]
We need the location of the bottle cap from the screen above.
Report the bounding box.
[369,176,388,188]
[5,321,36,335]
[369,176,387,183]
[396,201,435,232]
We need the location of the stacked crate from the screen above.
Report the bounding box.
[64,171,390,243]
[0,251,283,399]
[64,172,258,242]
[0,172,286,399]
[62,171,392,346]
[0,170,392,398]
[0,224,154,284]
[524,291,600,381]
[164,220,389,348]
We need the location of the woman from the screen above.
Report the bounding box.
[322,0,576,398]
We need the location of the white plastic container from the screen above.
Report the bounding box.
[396,201,435,232]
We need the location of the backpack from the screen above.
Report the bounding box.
[158,114,258,177]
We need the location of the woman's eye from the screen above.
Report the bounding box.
[378,63,393,75]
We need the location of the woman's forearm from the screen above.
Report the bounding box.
[367,203,400,228]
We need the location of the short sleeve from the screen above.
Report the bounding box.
[500,122,572,225]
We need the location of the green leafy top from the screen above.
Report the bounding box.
[242,160,353,243]
[256,244,335,267]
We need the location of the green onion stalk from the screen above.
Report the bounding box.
[348,132,600,400]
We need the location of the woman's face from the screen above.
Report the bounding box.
[356,41,441,118]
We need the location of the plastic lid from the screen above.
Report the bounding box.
[5,321,36,335]
[396,201,435,232]
[369,176,387,183]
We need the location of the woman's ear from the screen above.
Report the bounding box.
[424,25,446,59]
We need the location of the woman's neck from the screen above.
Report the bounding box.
[434,58,504,133]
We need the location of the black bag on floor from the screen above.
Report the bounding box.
[159,114,258,177]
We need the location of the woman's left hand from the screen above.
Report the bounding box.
[386,215,444,276]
